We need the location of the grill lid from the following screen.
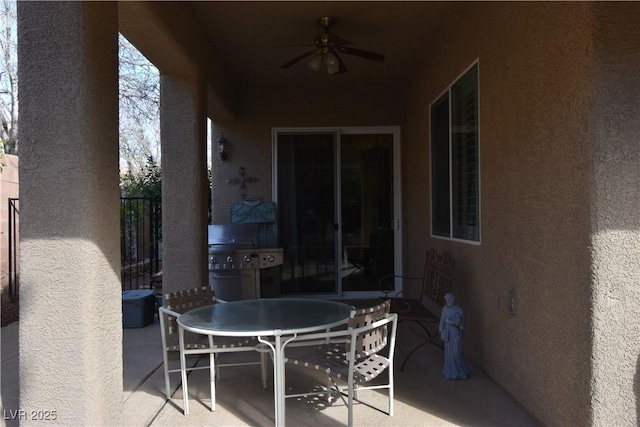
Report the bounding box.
[208,223,259,248]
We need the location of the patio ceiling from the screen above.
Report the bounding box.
[192,1,458,88]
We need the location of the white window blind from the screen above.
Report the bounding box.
[430,63,479,243]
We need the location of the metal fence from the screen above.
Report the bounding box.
[6,197,162,297]
[120,197,162,291]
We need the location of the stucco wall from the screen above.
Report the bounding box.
[160,73,209,294]
[404,3,595,426]
[589,3,640,425]
[18,2,123,424]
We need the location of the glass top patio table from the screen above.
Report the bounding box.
[177,298,353,427]
[178,298,353,336]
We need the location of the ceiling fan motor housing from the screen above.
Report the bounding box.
[318,16,336,30]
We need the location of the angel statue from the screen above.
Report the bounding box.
[439,293,469,380]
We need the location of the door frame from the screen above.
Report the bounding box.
[272,126,403,299]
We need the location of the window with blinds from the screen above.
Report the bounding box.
[430,63,479,243]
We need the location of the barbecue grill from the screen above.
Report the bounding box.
[208,224,283,300]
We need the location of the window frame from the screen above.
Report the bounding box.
[429,60,481,244]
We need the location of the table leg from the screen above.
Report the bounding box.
[209,336,216,411]
[274,333,285,427]
[258,335,281,426]
[274,333,299,426]
[178,327,190,415]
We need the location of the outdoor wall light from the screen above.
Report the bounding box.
[217,134,228,161]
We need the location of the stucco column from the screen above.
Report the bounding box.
[589,3,640,425]
[17,2,122,425]
[160,73,209,293]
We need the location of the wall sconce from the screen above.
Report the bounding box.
[217,134,228,161]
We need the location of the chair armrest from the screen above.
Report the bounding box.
[284,324,349,348]
[378,274,395,295]
[158,306,181,319]
[287,314,398,345]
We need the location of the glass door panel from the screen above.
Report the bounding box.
[341,133,395,291]
[276,132,338,295]
[275,127,399,298]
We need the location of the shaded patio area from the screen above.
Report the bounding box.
[3,317,538,426]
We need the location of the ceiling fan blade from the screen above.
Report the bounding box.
[280,51,314,69]
[340,47,385,62]
[335,53,348,74]
[275,43,316,48]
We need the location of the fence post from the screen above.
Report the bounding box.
[7,198,19,301]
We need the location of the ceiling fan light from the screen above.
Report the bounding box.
[326,52,340,74]
[307,54,323,72]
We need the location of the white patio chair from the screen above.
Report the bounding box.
[159,286,267,412]
[284,299,397,426]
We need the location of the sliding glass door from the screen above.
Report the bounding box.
[340,132,395,292]
[276,131,338,294]
[274,127,400,298]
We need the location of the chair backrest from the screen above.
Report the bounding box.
[346,299,391,360]
[162,286,215,336]
[419,249,455,308]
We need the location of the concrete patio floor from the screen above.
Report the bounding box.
[2,317,539,426]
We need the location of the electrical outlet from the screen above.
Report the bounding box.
[508,290,517,314]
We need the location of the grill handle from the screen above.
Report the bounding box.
[210,272,253,279]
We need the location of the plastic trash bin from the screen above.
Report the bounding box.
[122,290,155,328]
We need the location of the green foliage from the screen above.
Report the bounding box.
[120,156,161,197]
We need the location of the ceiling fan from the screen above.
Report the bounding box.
[280,16,385,75]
